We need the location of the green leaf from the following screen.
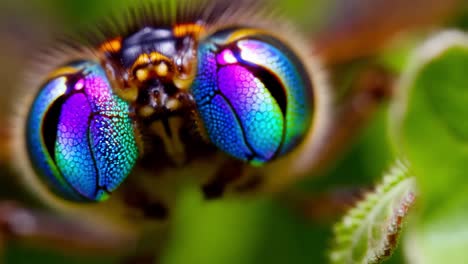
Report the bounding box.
[330,162,416,264]
[390,30,468,263]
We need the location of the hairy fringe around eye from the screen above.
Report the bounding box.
[10,0,333,206]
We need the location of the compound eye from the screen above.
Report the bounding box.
[192,28,314,165]
[26,61,139,201]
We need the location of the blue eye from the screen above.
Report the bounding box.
[191,28,314,165]
[26,61,139,202]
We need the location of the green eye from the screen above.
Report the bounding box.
[26,60,139,202]
[191,28,314,165]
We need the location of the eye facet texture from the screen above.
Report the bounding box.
[192,29,314,164]
[27,61,138,201]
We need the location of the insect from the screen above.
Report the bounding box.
[0,0,454,262]
[24,21,321,203]
[2,0,333,261]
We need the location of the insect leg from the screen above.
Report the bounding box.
[202,159,248,199]
[278,186,369,222]
[0,201,137,256]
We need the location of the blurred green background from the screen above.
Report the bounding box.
[0,0,465,263]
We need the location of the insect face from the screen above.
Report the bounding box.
[23,1,325,202]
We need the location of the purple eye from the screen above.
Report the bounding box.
[26,60,139,201]
[191,28,314,164]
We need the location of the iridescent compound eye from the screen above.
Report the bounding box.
[26,61,139,202]
[192,28,314,165]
